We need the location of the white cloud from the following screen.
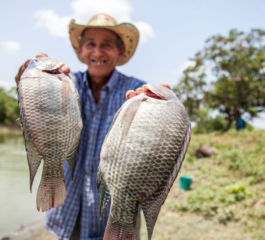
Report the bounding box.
[34,0,155,44]
[71,0,132,23]
[134,21,155,44]
[0,41,21,54]
[34,10,70,38]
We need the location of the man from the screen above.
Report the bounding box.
[15,13,169,240]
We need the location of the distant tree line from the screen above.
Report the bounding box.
[174,29,265,133]
[0,87,19,125]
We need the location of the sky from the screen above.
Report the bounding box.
[0,0,264,129]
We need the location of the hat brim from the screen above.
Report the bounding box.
[69,19,139,66]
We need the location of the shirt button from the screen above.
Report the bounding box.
[93,117,97,121]
[90,137,93,141]
[85,173,89,178]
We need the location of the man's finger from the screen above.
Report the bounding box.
[60,65,70,75]
[135,87,143,95]
[35,53,48,58]
[159,83,171,89]
[126,90,136,100]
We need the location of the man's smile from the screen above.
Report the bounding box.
[91,59,107,65]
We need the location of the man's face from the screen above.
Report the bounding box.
[79,28,125,79]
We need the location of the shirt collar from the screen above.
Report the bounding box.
[102,69,119,92]
[82,69,119,93]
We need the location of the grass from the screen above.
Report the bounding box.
[140,129,265,240]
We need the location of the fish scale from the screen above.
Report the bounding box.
[18,57,82,212]
[97,84,191,240]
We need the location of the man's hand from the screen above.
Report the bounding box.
[126,83,171,100]
[15,53,71,86]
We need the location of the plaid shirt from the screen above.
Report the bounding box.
[45,69,145,240]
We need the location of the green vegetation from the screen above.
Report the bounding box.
[171,129,265,226]
[174,29,265,132]
[0,87,19,125]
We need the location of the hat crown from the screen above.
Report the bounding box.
[87,13,117,26]
[69,13,139,66]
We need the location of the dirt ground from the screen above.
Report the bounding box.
[29,187,265,240]
[141,207,257,240]
[32,212,260,240]
[30,229,55,240]
[31,229,57,240]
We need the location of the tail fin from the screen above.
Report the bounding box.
[36,175,66,212]
[104,215,137,240]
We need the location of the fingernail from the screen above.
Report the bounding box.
[142,85,149,93]
[136,88,143,95]
[126,91,136,100]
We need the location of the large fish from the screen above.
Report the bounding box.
[97,84,191,240]
[18,57,82,212]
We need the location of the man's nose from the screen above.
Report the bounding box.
[93,46,103,57]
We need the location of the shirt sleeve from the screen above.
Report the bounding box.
[128,77,146,91]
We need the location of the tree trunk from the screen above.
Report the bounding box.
[224,117,233,132]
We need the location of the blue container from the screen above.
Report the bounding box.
[179,176,192,190]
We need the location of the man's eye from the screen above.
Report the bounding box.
[86,42,94,47]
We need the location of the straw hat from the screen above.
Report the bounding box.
[69,13,139,66]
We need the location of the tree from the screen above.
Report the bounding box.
[0,87,19,125]
[175,29,265,132]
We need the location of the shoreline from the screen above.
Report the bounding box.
[0,124,22,136]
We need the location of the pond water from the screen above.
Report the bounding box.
[0,134,46,238]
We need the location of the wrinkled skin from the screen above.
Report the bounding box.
[18,57,82,212]
[97,84,191,240]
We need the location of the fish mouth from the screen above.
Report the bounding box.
[146,90,163,100]
[42,68,62,75]
[143,85,165,100]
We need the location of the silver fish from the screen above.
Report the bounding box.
[18,57,82,212]
[97,84,191,240]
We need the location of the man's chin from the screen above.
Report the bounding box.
[88,67,114,79]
